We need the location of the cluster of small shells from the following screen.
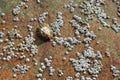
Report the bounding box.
[0,0,120,80]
